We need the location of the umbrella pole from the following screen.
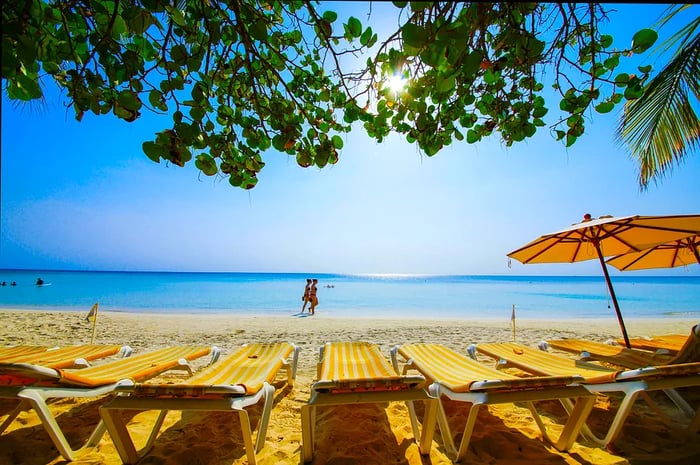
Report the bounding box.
[594,242,631,348]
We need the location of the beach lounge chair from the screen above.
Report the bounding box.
[301,341,433,463]
[0,344,132,369]
[472,342,700,447]
[544,324,700,369]
[390,343,596,462]
[541,339,674,368]
[0,345,52,362]
[100,342,299,465]
[0,345,218,461]
[619,333,688,354]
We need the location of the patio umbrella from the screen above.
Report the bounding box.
[606,234,700,271]
[507,213,700,347]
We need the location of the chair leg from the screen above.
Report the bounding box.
[428,384,458,460]
[100,405,140,464]
[301,404,315,463]
[238,409,257,465]
[253,383,275,452]
[549,396,595,451]
[19,389,109,461]
[456,403,483,463]
[0,399,29,434]
[418,397,438,456]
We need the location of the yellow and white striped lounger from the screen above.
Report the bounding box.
[543,339,675,368]
[0,345,52,362]
[0,345,217,461]
[391,343,595,462]
[620,334,689,354]
[550,324,700,369]
[473,342,700,447]
[551,325,700,368]
[100,342,299,465]
[301,341,434,464]
[0,344,131,369]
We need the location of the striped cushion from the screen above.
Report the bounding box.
[316,342,419,392]
[128,342,294,396]
[616,362,700,381]
[399,343,578,393]
[57,346,212,386]
[621,334,687,353]
[477,342,620,384]
[547,339,672,369]
[0,346,49,362]
[1,345,122,369]
[320,341,398,382]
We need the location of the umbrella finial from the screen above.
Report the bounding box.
[583,213,592,221]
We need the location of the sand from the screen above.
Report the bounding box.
[1,309,699,465]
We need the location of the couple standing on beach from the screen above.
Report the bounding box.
[301,278,318,315]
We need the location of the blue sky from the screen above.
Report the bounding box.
[1,3,698,276]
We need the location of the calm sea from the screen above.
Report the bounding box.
[0,270,698,320]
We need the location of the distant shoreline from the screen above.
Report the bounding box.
[1,307,698,325]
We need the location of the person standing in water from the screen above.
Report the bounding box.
[309,278,319,315]
[300,278,312,313]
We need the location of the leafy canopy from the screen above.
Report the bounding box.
[2,1,658,189]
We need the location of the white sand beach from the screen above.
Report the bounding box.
[1,309,698,464]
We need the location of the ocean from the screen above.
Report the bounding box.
[1,270,698,321]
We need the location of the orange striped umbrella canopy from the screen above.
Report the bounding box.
[508,214,700,264]
[606,234,700,270]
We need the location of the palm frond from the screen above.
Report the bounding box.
[616,32,700,190]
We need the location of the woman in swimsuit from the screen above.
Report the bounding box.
[309,279,318,315]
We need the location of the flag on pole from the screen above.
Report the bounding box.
[511,304,516,342]
[86,303,98,323]
[86,303,99,344]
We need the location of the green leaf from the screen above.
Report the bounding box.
[466,129,480,143]
[631,28,658,54]
[347,17,362,38]
[603,55,619,70]
[615,73,630,85]
[142,141,162,163]
[435,74,456,93]
[360,27,373,46]
[461,50,482,76]
[402,23,428,48]
[533,106,548,118]
[624,83,644,100]
[195,154,218,176]
[118,90,142,111]
[112,15,127,38]
[322,11,338,22]
[637,64,652,74]
[331,135,344,149]
[249,20,268,41]
[600,34,613,48]
[171,44,188,64]
[595,101,615,113]
[168,7,186,27]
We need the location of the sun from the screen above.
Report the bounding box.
[385,74,407,95]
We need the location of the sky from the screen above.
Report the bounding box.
[1,3,699,277]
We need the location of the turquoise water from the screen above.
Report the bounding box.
[0,270,698,320]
